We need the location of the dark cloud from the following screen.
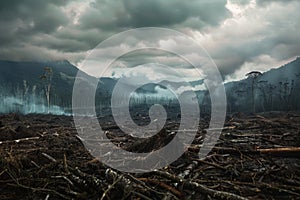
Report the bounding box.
[0,0,70,50]
[0,0,70,33]
[112,49,194,70]
[0,0,299,82]
[123,0,230,27]
[79,1,131,30]
[0,0,231,62]
[79,0,230,29]
[50,28,115,52]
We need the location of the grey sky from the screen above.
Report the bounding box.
[0,0,299,82]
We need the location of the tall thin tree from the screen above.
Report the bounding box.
[246,71,262,113]
[40,67,53,113]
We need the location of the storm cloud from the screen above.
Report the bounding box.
[0,0,299,81]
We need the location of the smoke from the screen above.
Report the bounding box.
[0,96,69,115]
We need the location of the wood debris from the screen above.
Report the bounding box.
[0,112,299,199]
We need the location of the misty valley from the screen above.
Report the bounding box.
[0,58,300,116]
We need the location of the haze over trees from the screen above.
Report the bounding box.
[245,71,262,113]
[0,58,299,115]
[40,67,53,113]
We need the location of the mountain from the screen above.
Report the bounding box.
[0,60,78,99]
[0,60,180,114]
[223,57,300,113]
[0,57,299,114]
[0,60,101,114]
[0,60,78,84]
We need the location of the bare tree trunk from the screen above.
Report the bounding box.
[251,79,255,113]
[45,84,51,113]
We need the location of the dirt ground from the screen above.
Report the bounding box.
[0,112,299,200]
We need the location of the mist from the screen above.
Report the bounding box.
[0,96,69,115]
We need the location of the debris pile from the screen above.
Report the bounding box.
[0,112,299,199]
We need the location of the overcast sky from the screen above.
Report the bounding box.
[0,0,299,82]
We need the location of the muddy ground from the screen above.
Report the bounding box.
[0,112,299,200]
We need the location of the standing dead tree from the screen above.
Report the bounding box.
[258,81,276,111]
[40,67,53,113]
[232,82,247,112]
[278,80,295,111]
[246,71,262,113]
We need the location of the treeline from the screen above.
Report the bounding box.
[225,73,300,113]
[1,76,299,115]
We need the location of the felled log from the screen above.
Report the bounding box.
[257,147,300,157]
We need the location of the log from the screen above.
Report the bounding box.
[257,147,300,157]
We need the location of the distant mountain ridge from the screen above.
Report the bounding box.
[0,60,89,114]
[0,57,299,114]
[223,57,300,112]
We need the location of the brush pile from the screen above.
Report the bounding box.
[0,112,299,199]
